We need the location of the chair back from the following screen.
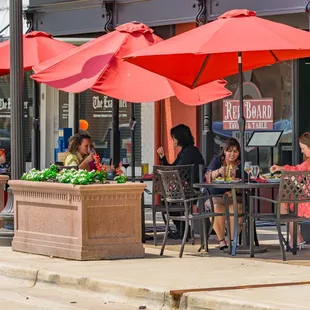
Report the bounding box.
[199,164,207,183]
[152,164,195,197]
[278,171,310,206]
[158,170,186,203]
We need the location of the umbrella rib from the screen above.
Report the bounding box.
[192,54,210,88]
[269,50,279,62]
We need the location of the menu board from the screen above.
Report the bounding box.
[247,131,283,147]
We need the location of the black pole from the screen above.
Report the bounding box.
[130,103,136,177]
[74,93,80,134]
[292,60,299,165]
[201,104,214,165]
[237,52,245,183]
[31,81,40,169]
[10,0,25,179]
[111,98,120,166]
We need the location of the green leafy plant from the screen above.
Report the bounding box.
[21,165,108,185]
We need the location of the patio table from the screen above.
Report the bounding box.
[193,182,280,256]
[128,176,153,243]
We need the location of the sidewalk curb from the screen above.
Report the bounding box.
[180,293,280,310]
[0,262,175,309]
[0,262,288,310]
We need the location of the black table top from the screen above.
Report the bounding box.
[127,176,153,182]
[194,181,280,189]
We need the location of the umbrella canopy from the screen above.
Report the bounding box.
[125,9,310,88]
[31,22,231,105]
[125,9,310,184]
[0,31,76,76]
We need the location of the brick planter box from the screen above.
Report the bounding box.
[9,180,145,260]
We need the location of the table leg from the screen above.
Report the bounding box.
[232,189,239,256]
[197,194,208,253]
[241,189,248,246]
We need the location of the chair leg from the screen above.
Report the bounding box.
[292,221,297,255]
[190,219,195,245]
[254,221,259,247]
[161,212,167,224]
[179,220,189,258]
[250,218,255,257]
[160,216,170,256]
[152,207,158,246]
[249,199,254,257]
[286,223,290,252]
[276,220,286,261]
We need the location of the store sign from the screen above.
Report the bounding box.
[0,98,29,118]
[223,99,273,130]
[92,96,128,118]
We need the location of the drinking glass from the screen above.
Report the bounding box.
[141,163,149,176]
[244,161,252,183]
[88,146,96,155]
[205,169,212,184]
[122,158,130,175]
[101,158,110,165]
[251,165,260,181]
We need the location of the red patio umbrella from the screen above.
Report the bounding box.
[0,31,76,76]
[31,22,231,105]
[125,9,310,180]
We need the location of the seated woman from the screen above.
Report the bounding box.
[157,124,205,239]
[270,132,310,248]
[64,132,95,171]
[157,124,205,182]
[205,138,243,250]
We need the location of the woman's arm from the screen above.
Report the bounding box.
[64,153,93,170]
[160,155,171,166]
[78,154,94,170]
[271,160,310,173]
[206,156,223,180]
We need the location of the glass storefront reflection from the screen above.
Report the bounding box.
[212,61,292,173]
[0,72,33,172]
[79,90,141,165]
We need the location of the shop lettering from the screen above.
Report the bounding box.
[92,96,127,110]
[223,99,273,130]
[0,98,28,110]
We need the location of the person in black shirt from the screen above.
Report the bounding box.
[157,124,205,182]
[157,124,205,239]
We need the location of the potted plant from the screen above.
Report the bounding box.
[9,163,145,260]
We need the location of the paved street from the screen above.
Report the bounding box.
[0,276,139,310]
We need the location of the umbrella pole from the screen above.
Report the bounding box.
[237,52,245,183]
[111,98,120,167]
[10,0,25,179]
[130,104,136,178]
[31,81,40,169]
[74,93,80,134]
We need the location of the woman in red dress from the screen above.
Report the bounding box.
[270,132,310,247]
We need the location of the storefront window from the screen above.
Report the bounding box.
[212,61,292,173]
[0,72,33,172]
[59,90,69,128]
[79,90,141,166]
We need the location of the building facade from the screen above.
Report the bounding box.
[2,0,309,174]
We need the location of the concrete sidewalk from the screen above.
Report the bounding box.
[0,246,310,309]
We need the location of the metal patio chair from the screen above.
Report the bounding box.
[144,164,196,246]
[249,170,310,261]
[158,169,229,258]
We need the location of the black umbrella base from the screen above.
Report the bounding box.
[0,228,14,246]
[223,245,267,255]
